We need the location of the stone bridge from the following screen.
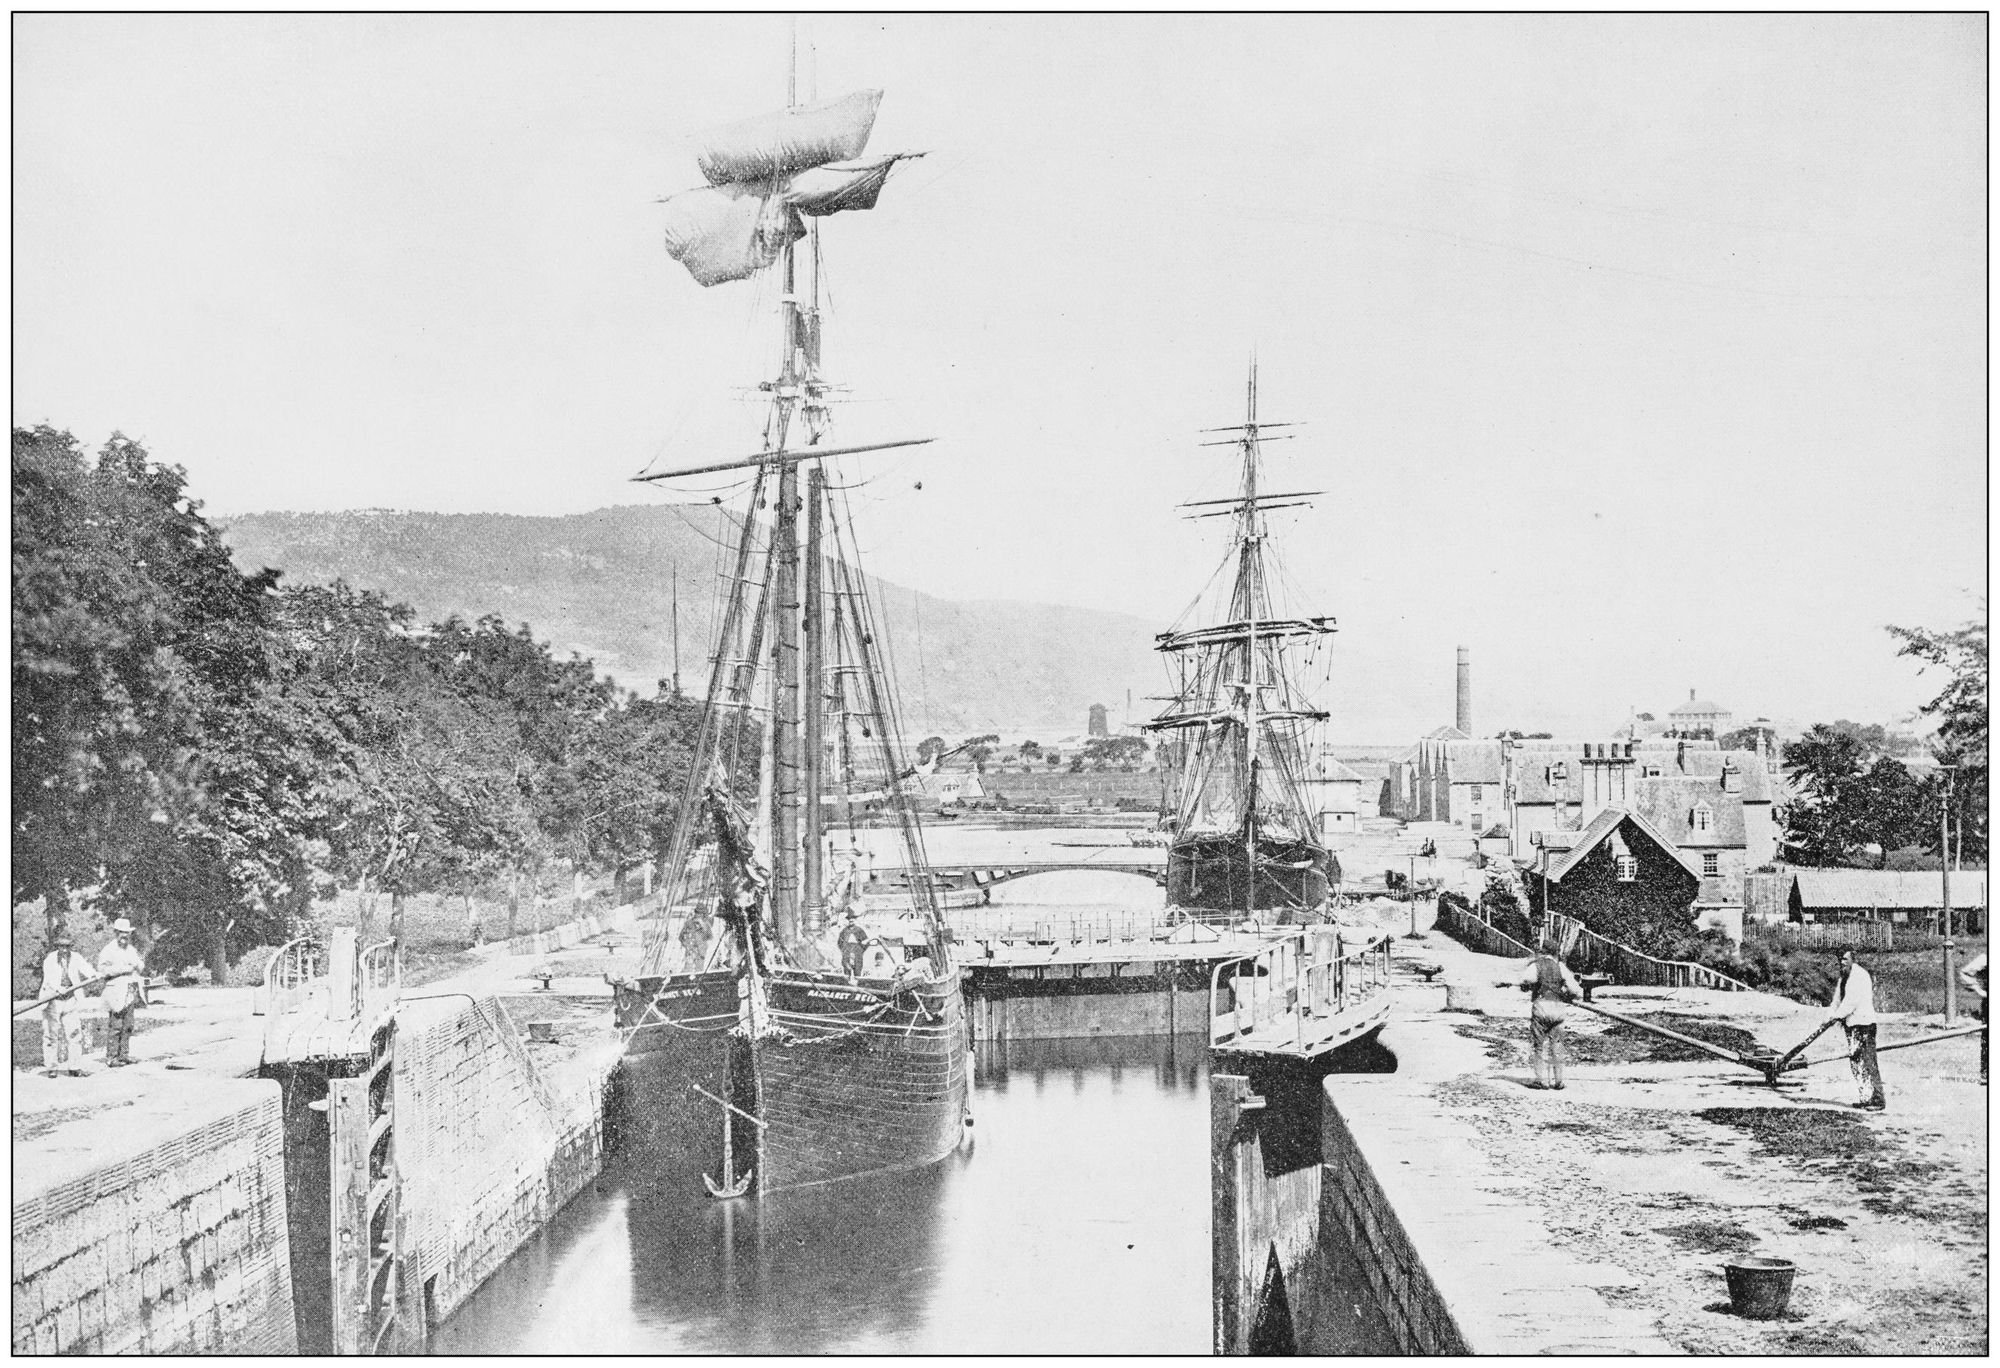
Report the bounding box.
[870,860,1170,897]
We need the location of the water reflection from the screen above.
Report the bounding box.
[436,1033,1210,1355]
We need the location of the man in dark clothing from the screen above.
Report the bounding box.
[1516,936,1584,1090]
[837,910,869,978]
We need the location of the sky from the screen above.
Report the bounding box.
[14,13,1987,741]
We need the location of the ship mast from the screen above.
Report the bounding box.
[1238,361,1262,920]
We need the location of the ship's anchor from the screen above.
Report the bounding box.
[690,1083,766,1199]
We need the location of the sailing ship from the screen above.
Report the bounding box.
[610,75,968,1197]
[1145,365,1342,924]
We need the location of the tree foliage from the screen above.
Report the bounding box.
[1889,615,1988,861]
[1780,723,1931,867]
[12,426,703,974]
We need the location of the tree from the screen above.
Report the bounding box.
[13,428,285,960]
[1082,735,1149,769]
[1889,615,1988,862]
[1780,724,1930,867]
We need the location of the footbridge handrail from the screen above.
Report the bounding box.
[1208,927,1394,1052]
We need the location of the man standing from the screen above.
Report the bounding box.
[1957,951,1987,1085]
[1517,932,1584,1090]
[38,933,94,1076]
[96,918,147,1068]
[1827,949,1886,1110]
[837,909,869,978]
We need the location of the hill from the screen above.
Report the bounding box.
[219,504,1165,735]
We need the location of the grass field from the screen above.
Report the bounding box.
[1866,936,1986,1015]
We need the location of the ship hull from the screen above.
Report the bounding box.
[612,967,969,1196]
[1167,834,1338,921]
[755,970,969,1192]
[611,971,742,1191]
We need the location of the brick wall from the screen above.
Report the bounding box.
[392,995,615,1324]
[12,1081,297,1354]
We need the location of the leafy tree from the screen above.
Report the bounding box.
[1082,735,1149,769]
[1889,615,1988,862]
[1780,724,1931,867]
[13,428,285,961]
[1020,739,1042,759]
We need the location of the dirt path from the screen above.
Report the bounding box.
[1429,996,1986,1353]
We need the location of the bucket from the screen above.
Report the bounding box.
[1722,1257,1796,1319]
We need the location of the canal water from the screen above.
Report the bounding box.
[435,860,1213,1355]
[433,1035,1211,1355]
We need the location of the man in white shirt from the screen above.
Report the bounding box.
[96,918,147,1068]
[1826,949,1885,1110]
[38,933,95,1076]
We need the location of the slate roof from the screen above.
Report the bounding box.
[1443,741,1504,785]
[1670,696,1728,716]
[1634,777,1746,848]
[1424,725,1470,741]
[1310,756,1368,783]
[1544,806,1704,883]
[1793,869,1990,910]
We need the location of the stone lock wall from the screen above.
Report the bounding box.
[392,994,615,1326]
[12,1081,297,1354]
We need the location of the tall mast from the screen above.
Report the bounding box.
[671,563,681,696]
[1240,359,1262,919]
[803,468,827,936]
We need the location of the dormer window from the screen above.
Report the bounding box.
[1691,803,1714,833]
[1549,762,1568,783]
[1642,765,1662,778]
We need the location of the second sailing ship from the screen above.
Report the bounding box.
[1147,366,1342,925]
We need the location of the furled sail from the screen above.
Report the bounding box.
[697,89,883,186]
[663,90,913,287]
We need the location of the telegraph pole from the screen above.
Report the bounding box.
[1941,764,1957,1025]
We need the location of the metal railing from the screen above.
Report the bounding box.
[357,938,400,1021]
[1208,928,1394,1051]
[256,936,328,1017]
[948,908,1163,945]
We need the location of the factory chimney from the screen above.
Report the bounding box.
[1456,646,1472,736]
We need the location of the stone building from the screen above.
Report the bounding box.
[1665,689,1732,738]
[1504,739,1776,913]
[1523,806,1705,943]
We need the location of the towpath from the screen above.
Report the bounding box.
[1347,906,1986,1354]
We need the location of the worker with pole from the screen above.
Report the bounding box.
[1826,949,1887,1111]
[37,932,95,1076]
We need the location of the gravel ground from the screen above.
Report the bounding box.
[1429,1050,1987,1354]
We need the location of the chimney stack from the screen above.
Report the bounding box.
[1455,647,1472,735]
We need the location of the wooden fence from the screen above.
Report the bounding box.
[1433,902,1535,959]
[1547,913,1751,992]
[1431,902,1751,993]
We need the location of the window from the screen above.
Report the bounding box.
[1615,855,1638,882]
[1471,812,1483,833]
[1692,804,1713,833]
[1702,852,1719,877]
[1642,765,1662,778]
[1470,785,1484,805]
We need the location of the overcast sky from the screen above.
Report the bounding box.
[14,13,1986,741]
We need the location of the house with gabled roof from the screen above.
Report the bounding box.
[1504,738,1776,917]
[1304,752,1368,835]
[1523,806,1707,945]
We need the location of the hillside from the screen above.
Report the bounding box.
[220,504,1165,735]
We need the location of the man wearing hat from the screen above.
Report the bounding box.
[38,932,94,1076]
[96,918,147,1067]
[837,908,869,978]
